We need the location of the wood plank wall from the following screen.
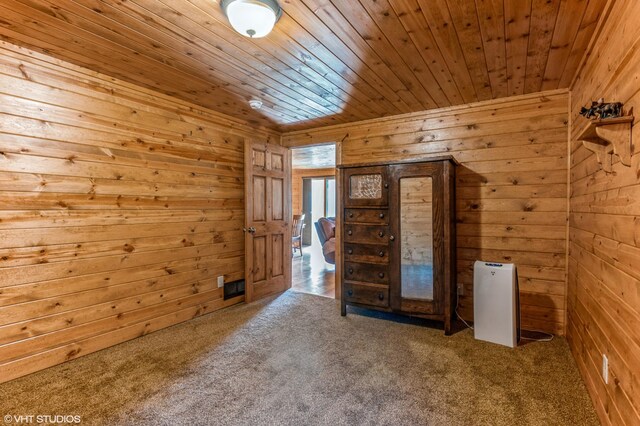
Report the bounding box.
[0,41,277,383]
[283,90,570,335]
[291,168,336,215]
[568,0,640,423]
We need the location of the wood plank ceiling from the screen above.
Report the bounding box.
[0,0,607,131]
[292,144,336,169]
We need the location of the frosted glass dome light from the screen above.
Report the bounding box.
[221,0,282,38]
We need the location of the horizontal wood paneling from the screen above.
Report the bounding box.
[0,0,607,130]
[283,91,569,335]
[0,41,277,383]
[568,0,640,424]
[291,168,336,216]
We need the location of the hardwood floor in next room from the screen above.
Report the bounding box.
[291,242,335,298]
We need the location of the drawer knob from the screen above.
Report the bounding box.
[384,183,389,189]
[379,213,385,219]
[379,251,384,257]
[347,230,353,236]
[348,249,353,255]
[347,289,353,296]
[389,235,395,241]
[378,272,385,278]
[348,268,353,274]
[378,231,384,237]
[348,212,353,218]
[378,292,384,301]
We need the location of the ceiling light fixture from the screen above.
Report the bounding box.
[221,0,282,38]
[248,98,263,109]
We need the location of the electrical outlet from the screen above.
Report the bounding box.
[217,276,224,288]
[602,354,609,384]
[457,283,465,296]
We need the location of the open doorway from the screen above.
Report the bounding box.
[290,144,337,298]
[303,176,336,244]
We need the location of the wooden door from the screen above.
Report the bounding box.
[388,162,444,315]
[245,141,292,303]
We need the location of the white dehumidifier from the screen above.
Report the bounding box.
[473,261,520,348]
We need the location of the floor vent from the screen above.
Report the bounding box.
[224,279,245,300]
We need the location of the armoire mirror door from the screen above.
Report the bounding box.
[389,162,444,315]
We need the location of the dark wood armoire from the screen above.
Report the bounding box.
[339,157,457,334]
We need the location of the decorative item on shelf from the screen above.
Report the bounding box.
[579,98,623,120]
[221,0,282,38]
[577,99,633,173]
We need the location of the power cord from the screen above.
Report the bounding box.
[455,289,554,342]
[455,290,473,330]
[520,331,554,342]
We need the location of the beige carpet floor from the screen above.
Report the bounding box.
[0,291,597,425]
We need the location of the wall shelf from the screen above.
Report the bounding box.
[578,116,634,172]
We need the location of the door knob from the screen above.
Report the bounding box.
[347,230,352,236]
[347,289,353,296]
[379,251,384,257]
[384,183,389,189]
[246,227,256,233]
[348,249,353,255]
[348,268,353,274]
[389,235,395,241]
[348,212,353,218]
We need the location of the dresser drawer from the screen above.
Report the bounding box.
[343,224,391,244]
[344,243,389,264]
[344,262,389,284]
[343,282,389,308]
[344,208,388,224]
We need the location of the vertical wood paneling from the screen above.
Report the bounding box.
[475,0,508,98]
[525,0,561,93]
[504,0,532,96]
[283,90,569,335]
[0,0,608,130]
[0,41,277,383]
[568,0,640,424]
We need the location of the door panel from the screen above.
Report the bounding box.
[271,153,283,171]
[253,176,266,222]
[389,162,444,315]
[245,141,291,303]
[271,178,284,221]
[400,176,434,301]
[272,234,284,277]
[253,236,267,283]
[253,149,266,168]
